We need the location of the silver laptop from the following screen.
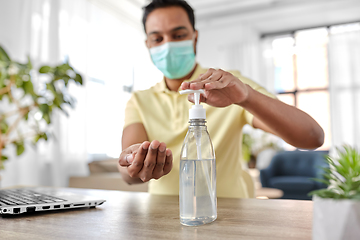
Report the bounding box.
[0,187,106,216]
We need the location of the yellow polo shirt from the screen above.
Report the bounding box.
[124,64,275,198]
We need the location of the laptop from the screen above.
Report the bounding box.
[0,187,106,216]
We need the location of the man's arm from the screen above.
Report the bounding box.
[248,88,324,149]
[119,123,173,184]
[181,68,324,149]
[119,123,148,184]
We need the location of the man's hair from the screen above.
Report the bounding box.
[142,0,195,33]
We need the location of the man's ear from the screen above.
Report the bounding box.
[145,38,150,49]
[194,30,199,54]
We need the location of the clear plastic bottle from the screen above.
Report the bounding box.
[179,89,217,226]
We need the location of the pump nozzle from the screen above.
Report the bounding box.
[179,89,206,120]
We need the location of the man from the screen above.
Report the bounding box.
[118,0,324,198]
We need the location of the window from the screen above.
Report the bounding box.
[270,28,331,150]
[267,23,360,151]
[61,3,162,160]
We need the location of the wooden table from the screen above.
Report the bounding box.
[0,188,313,240]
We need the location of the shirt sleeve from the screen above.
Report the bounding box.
[229,70,277,127]
[123,93,143,129]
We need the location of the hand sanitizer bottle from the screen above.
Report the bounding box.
[179,89,217,226]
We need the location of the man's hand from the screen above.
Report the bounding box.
[119,140,173,182]
[181,68,324,149]
[180,68,250,107]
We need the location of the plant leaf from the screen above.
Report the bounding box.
[0,119,8,134]
[43,133,48,141]
[22,79,36,96]
[33,134,41,144]
[309,189,341,198]
[351,193,360,200]
[24,111,29,120]
[16,142,25,156]
[309,177,330,186]
[62,75,70,86]
[0,45,11,62]
[46,82,57,95]
[39,65,51,73]
[27,55,32,69]
[75,73,83,85]
[42,112,51,124]
[39,104,50,114]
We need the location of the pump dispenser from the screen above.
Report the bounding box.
[179,89,217,226]
[179,89,206,120]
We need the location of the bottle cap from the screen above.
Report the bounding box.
[179,89,206,119]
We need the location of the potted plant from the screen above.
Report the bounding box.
[0,45,83,171]
[309,145,360,240]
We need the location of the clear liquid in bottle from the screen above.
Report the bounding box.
[180,158,216,226]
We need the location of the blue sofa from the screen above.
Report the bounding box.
[260,150,329,200]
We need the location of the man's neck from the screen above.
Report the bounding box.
[164,64,198,92]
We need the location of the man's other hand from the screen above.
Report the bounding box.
[119,140,173,182]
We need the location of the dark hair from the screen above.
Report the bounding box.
[142,0,195,33]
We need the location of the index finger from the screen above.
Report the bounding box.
[180,68,216,90]
[197,68,216,81]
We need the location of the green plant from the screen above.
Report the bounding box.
[242,133,254,162]
[242,132,282,162]
[0,45,83,169]
[309,145,360,199]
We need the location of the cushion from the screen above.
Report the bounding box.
[269,176,316,191]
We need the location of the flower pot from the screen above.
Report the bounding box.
[313,196,360,240]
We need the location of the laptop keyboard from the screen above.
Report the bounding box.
[0,189,65,206]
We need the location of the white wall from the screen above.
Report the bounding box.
[197,22,265,88]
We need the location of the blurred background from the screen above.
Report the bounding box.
[0,0,359,191]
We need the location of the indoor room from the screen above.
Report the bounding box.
[1,0,360,239]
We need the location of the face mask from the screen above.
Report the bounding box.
[149,40,196,79]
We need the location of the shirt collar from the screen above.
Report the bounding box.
[154,64,206,93]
